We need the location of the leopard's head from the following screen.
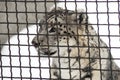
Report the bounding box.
[32,7,88,56]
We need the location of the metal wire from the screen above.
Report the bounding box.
[0,0,120,80]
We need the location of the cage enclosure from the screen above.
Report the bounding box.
[0,0,120,80]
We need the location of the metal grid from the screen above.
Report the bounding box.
[0,0,120,80]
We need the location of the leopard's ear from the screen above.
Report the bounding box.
[74,9,88,24]
[78,11,89,25]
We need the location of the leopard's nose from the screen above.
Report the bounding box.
[32,40,39,48]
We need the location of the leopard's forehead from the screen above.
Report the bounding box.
[47,8,65,20]
[39,7,83,36]
[43,7,75,23]
[47,7,74,18]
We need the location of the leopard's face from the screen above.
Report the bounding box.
[32,7,87,56]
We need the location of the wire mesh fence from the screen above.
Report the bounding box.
[0,0,120,80]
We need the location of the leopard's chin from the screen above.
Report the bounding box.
[38,50,57,56]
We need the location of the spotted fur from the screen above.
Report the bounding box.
[32,7,120,80]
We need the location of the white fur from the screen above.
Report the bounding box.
[1,1,120,79]
[57,0,120,67]
[1,25,50,80]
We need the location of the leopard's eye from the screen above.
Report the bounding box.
[49,27,56,33]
